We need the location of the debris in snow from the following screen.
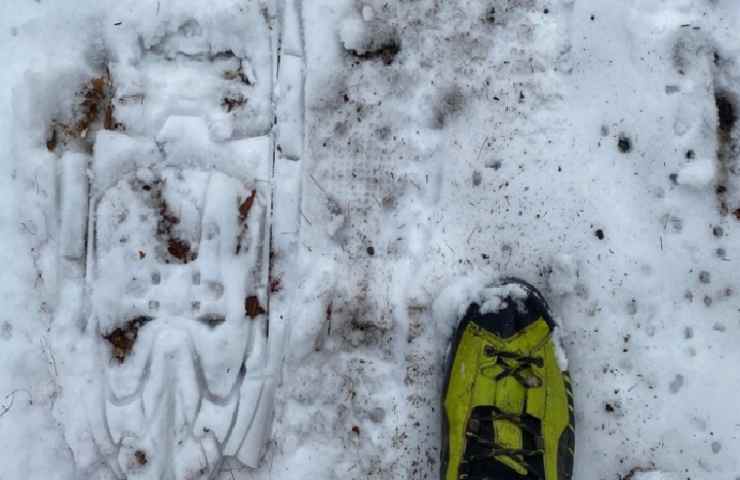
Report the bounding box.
[245,295,266,319]
[134,450,148,466]
[482,7,496,24]
[167,237,192,262]
[45,127,58,151]
[236,189,257,254]
[151,184,195,263]
[715,91,737,134]
[102,316,152,363]
[339,8,400,65]
[221,94,246,112]
[46,70,122,153]
[604,400,624,417]
[617,134,632,153]
[197,314,226,329]
[238,190,257,223]
[348,40,400,65]
[4,1,740,479]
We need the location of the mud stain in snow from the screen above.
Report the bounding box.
[144,180,196,264]
[348,40,400,66]
[244,295,266,319]
[714,88,739,218]
[46,68,124,154]
[102,315,153,363]
[236,189,256,255]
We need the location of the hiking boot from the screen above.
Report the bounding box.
[441,279,575,480]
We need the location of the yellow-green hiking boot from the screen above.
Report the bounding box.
[441,279,575,480]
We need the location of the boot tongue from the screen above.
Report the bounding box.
[492,375,527,475]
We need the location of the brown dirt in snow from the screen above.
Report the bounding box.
[714,90,738,217]
[146,181,196,263]
[103,316,152,363]
[46,68,124,154]
[235,190,257,254]
[134,450,148,466]
[245,295,266,319]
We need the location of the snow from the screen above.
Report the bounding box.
[551,327,570,372]
[2,0,740,479]
[479,284,530,315]
[677,157,716,189]
[338,16,369,53]
[631,471,681,480]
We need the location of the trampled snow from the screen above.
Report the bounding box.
[1,0,739,479]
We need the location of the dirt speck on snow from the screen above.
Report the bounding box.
[617,134,632,153]
[77,75,108,133]
[134,449,148,466]
[482,6,496,24]
[167,237,193,262]
[235,190,257,254]
[621,465,656,480]
[245,295,266,319]
[222,94,246,112]
[716,91,737,134]
[148,182,196,263]
[238,190,257,223]
[197,314,226,328]
[45,127,58,152]
[349,40,400,66]
[714,90,738,217]
[102,315,152,363]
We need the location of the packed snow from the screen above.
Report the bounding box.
[1,0,740,479]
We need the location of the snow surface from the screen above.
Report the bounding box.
[631,471,681,480]
[2,0,740,479]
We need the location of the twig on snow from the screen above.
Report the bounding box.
[0,389,33,418]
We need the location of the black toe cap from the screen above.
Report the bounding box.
[462,278,555,339]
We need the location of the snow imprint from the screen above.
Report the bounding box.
[4,1,740,480]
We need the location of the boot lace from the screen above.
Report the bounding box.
[458,345,545,479]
